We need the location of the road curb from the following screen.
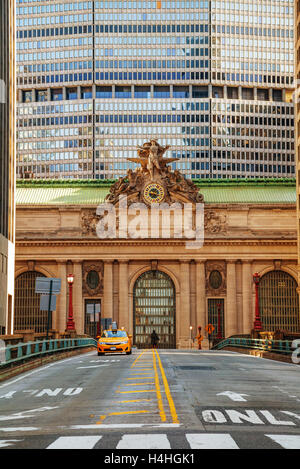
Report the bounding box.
[0,346,96,383]
[222,346,298,364]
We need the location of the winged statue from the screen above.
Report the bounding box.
[127,139,179,180]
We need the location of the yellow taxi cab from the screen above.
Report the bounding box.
[97,327,132,356]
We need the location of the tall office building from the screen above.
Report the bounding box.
[0,0,16,334]
[16,0,295,180]
[296,0,300,292]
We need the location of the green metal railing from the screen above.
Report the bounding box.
[0,337,97,368]
[212,337,293,355]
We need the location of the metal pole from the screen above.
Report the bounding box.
[46,280,53,341]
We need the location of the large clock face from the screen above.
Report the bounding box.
[143,183,165,204]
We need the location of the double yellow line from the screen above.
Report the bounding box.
[152,349,179,424]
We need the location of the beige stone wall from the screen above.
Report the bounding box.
[14,203,297,346]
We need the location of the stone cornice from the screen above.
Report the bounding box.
[16,203,296,210]
[16,239,297,248]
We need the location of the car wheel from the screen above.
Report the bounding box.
[126,351,132,355]
[98,351,104,356]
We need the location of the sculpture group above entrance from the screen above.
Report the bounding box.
[105,140,204,206]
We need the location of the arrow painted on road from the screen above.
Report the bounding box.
[216,391,249,402]
[0,406,59,421]
[0,440,23,448]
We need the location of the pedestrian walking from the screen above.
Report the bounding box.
[150,329,159,349]
[195,326,203,350]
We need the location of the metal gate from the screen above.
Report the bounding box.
[14,271,48,333]
[133,270,176,349]
[259,270,299,332]
[207,298,225,339]
[84,299,101,338]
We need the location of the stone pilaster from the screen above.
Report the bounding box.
[73,260,84,335]
[226,260,237,337]
[179,260,191,347]
[56,260,67,333]
[195,260,206,330]
[242,261,253,334]
[103,260,114,319]
[118,260,129,332]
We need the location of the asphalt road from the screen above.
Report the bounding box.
[1,348,300,450]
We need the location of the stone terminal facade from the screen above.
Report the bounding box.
[14,170,299,348]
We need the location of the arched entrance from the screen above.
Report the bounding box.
[259,270,300,332]
[133,270,176,349]
[14,271,48,333]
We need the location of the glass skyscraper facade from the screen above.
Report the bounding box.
[16,0,295,180]
[0,0,16,334]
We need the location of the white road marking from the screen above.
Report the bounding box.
[22,390,39,396]
[47,436,102,449]
[0,352,95,389]
[202,410,227,424]
[0,391,17,399]
[217,391,249,402]
[36,388,62,397]
[0,406,59,422]
[0,439,22,448]
[186,433,239,449]
[266,434,300,449]
[260,410,295,426]
[89,360,120,363]
[281,411,300,421]
[76,365,110,369]
[66,423,181,430]
[116,434,171,449]
[225,410,264,425]
[0,427,40,432]
[1,432,300,449]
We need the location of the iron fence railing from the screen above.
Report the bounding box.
[212,337,294,355]
[0,337,97,368]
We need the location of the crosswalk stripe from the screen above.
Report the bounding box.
[265,434,300,449]
[46,436,102,449]
[186,433,239,449]
[116,433,171,449]
[4,433,300,449]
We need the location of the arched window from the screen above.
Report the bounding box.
[133,270,176,349]
[259,270,300,332]
[14,271,49,333]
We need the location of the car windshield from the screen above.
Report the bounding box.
[102,330,128,338]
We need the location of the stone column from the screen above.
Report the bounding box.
[226,260,237,337]
[73,260,84,335]
[118,260,129,332]
[180,260,191,347]
[57,260,67,333]
[195,260,206,330]
[103,260,114,319]
[242,261,253,334]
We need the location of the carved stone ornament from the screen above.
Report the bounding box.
[105,140,204,207]
[204,210,227,234]
[82,261,104,296]
[81,210,100,236]
[205,261,226,296]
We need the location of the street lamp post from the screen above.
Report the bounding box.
[253,272,263,331]
[189,326,193,349]
[66,273,76,331]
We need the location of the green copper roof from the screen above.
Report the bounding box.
[16,178,296,205]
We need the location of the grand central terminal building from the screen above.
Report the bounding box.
[13,142,299,348]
